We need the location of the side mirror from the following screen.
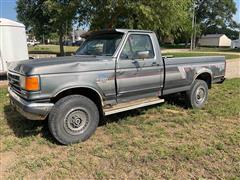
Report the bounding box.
[136,51,150,60]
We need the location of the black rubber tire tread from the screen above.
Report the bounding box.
[48,95,99,145]
[186,80,208,109]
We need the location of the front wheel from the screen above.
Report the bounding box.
[186,80,208,108]
[48,95,99,145]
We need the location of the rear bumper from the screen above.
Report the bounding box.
[218,77,225,84]
[213,76,225,84]
[8,88,54,120]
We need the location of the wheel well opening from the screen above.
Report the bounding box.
[196,73,212,89]
[51,88,103,113]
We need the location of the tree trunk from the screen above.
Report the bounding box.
[185,38,188,47]
[59,34,64,56]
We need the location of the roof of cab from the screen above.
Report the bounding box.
[0,18,25,28]
[116,29,153,33]
[81,29,153,38]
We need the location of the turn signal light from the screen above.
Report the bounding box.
[25,76,40,91]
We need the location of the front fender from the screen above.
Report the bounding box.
[53,82,105,103]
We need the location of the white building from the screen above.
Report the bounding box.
[72,29,86,42]
[231,39,240,49]
[0,18,28,73]
[198,34,232,47]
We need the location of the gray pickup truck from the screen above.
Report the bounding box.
[8,29,225,144]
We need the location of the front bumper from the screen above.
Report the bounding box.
[8,88,54,120]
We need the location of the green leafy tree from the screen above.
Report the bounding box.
[176,0,238,46]
[86,0,192,41]
[195,0,238,36]
[17,0,52,40]
[17,0,79,56]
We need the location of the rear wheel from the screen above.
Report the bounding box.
[186,80,208,108]
[48,95,99,145]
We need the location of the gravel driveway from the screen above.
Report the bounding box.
[225,58,240,79]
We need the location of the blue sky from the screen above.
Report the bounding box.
[0,0,240,23]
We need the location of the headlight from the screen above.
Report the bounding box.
[19,75,26,89]
[20,75,40,91]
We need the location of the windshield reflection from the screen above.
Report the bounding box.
[76,33,123,56]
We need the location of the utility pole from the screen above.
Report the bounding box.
[72,29,75,43]
[190,1,196,51]
[193,10,197,49]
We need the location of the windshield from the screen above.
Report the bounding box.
[76,33,123,56]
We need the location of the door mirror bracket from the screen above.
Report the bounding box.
[136,51,150,60]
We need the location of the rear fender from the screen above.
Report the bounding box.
[192,68,213,87]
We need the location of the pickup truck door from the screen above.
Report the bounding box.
[116,33,163,102]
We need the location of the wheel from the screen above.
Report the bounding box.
[186,80,208,108]
[48,95,99,145]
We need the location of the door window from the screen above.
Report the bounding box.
[120,34,154,60]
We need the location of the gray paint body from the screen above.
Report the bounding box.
[8,29,225,119]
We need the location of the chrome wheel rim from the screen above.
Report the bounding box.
[195,86,206,104]
[64,108,90,135]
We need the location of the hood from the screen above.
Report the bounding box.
[8,55,113,75]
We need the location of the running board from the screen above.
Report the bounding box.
[104,97,164,116]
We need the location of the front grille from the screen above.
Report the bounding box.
[8,72,21,93]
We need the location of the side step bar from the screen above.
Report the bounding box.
[104,97,164,116]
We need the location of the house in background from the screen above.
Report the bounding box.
[72,29,86,42]
[198,34,232,47]
[231,39,240,48]
[231,33,240,48]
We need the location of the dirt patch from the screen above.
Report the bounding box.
[0,151,17,178]
[163,109,188,115]
[0,80,8,88]
[225,59,240,79]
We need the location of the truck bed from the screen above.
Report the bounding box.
[163,56,225,95]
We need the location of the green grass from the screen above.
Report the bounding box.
[194,47,240,53]
[28,45,79,55]
[162,52,239,60]
[0,79,240,179]
[161,45,240,53]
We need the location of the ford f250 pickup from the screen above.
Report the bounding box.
[8,29,225,144]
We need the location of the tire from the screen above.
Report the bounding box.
[186,80,208,108]
[48,95,99,145]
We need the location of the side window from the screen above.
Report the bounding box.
[120,34,154,60]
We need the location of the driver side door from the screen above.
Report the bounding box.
[116,33,161,103]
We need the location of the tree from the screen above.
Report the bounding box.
[85,0,192,41]
[17,0,193,50]
[175,0,239,47]
[17,0,52,40]
[195,0,238,36]
[17,0,79,56]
